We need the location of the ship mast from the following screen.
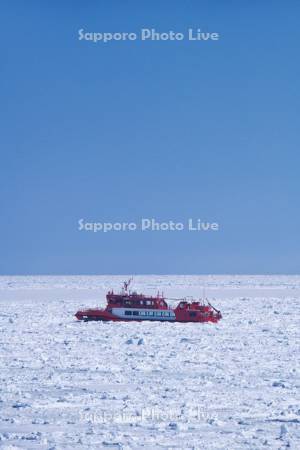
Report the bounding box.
[123,277,133,293]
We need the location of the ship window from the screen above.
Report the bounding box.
[189,312,197,317]
[146,300,151,305]
[125,310,132,315]
[133,311,139,316]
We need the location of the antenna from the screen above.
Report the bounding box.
[123,277,133,293]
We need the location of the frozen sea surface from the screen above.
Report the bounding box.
[0,276,299,449]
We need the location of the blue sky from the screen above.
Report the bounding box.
[1,1,300,274]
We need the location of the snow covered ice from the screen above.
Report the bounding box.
[0,275,299,449]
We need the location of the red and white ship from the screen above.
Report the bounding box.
[75,279,222,323]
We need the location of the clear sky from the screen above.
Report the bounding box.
[1,1,300,274]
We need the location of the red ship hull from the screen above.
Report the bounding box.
[75,280,222,324]
[75,307,221,323]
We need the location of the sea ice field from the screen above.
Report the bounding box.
[0,275,299,449]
